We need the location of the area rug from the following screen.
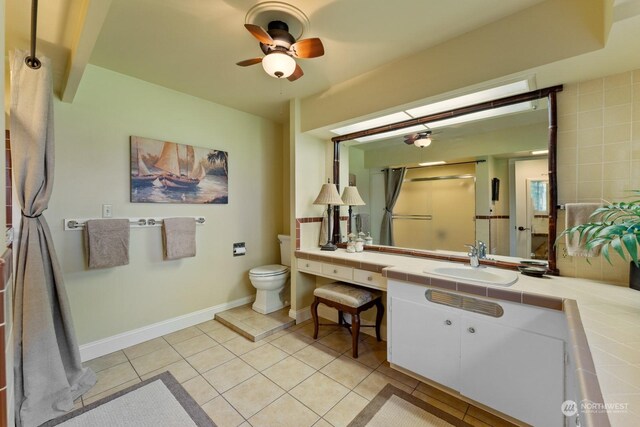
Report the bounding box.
[348,384,473,427]
[41,372,216,427]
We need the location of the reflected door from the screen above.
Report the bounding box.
[513,158,548,258]
[526,179,549,259]
[393,177,475,250]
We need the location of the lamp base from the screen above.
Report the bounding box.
[320,243,338,251]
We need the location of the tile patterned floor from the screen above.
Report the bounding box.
[78,318,519,427]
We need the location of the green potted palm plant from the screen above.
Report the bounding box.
[559,191,640,290]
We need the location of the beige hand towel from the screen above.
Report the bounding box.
[163,217,196,260]
[84,219,130,268]
[565,203,602,257]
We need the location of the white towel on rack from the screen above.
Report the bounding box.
[163,217,196,260]
[84,219,130,268]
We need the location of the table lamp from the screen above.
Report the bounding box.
[313,183,343,251]
[341,186,365,234]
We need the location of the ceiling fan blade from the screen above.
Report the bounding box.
[244,24,274,45]
[404,133,419,143]
[236,58,263,67]
[287,64,304,82]
[290,38,325,58]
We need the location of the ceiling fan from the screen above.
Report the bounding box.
[404,130,440,148]
[236,20,325,82]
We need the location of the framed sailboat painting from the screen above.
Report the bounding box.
[130,136,228,204]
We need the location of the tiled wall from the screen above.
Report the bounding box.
[296,216,349,250]
[4,131,10,231]
[555,69,640,285]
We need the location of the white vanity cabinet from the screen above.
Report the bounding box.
[296,258,387,291]
[388,279,565,427]
[390,297,462,390]
[459,316,564,427]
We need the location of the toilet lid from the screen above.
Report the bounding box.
[249,264,289,277]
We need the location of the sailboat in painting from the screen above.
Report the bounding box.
[131,142,157,186]
[155,142,205,190]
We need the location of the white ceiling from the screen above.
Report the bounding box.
[5,0,547,122]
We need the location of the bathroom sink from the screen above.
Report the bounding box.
[424,265,518,287]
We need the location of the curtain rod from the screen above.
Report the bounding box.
[25,0,41,69]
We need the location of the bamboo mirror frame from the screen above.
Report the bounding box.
[330,85,564,274]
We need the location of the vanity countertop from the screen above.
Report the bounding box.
[295,248,640,426]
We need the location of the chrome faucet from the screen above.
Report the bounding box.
[464,243,480,268]
[477,241,487,260]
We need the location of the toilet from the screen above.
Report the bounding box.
[249,234,291,314]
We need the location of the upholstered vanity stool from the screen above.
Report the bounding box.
[311,282,384,358]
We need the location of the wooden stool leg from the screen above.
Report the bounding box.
[352,313,361,358]
[311,298,320,339]
[338,310,344,325]
[375,299,384,342]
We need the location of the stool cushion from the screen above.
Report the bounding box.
[314,283,380,308]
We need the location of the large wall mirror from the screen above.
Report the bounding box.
[332,86,561,272]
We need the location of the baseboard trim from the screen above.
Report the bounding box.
[289,306,311,324]
[80,295,255,362]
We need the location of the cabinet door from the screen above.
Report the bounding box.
[460,316,564,427]
[389,297,461,390]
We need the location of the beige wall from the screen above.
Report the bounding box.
[555,69,640,285]
[50,65,284,344]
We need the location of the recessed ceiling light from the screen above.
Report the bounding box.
[331,112,412,135]
[406,80,531,118]
[426,102,534,129]
[330,79,534,141]
[531,150,549,155]
[354,124,427,143]
[418,161,446,166]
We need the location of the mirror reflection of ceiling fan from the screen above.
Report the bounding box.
[403,130,441,148]
[236,20,325,82]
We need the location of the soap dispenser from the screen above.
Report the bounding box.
[355,232,365,252]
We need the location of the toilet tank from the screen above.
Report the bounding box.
[277,234,291,267]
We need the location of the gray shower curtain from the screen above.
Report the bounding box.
[380,167,406,246]
[10,51,96,427]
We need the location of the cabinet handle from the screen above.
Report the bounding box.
[445,320,452,326]
[468,327,476,334]
[306,263,310,268]
[367,276,373,281]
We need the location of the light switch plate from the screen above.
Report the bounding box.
[102,204,113,218]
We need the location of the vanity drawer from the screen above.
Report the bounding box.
[297,259,322,274]
[321,263,353,281]
[353,269,386,290]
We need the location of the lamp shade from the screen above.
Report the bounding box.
[313,183,343,205]
[341,186,365,206]
[262,52,296,79]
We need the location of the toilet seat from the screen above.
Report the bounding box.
[249,264,289,277]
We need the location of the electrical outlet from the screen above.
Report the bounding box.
[102,204,113,218]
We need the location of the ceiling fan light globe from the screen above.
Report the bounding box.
[262,52,296,78]
[414,137,432,148]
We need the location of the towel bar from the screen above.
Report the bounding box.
[64,217,206,231]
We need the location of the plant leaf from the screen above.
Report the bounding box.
[622,233,639,265]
